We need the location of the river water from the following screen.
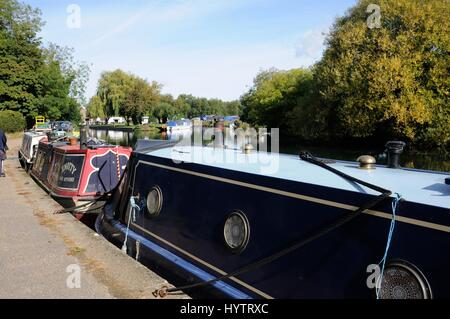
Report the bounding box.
[89,128,450,173]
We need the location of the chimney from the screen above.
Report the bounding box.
[385,141,406,169]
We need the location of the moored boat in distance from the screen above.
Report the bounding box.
[167,119,192,132]
[96,139,449,299]
[18,131,48,171]
[31,134,131,214]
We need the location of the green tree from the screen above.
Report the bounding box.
[86,95,106,119]
[153,94,176,123]
[175,94,241,118]
[174,95,192,118]
[0,0,44,122]
[34,48,73,121]
[314,0,450,148]
[124,77,160,124]
[223,100,243,116]
[241,68,314,130]
[97,69,134,118]
[285,71,329,140]
[66,98,81,123]
[95,69,161,123]
[0,110,25,132]
[0,0,88,126]
[46,44,91,107]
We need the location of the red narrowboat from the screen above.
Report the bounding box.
[31,138,131,212]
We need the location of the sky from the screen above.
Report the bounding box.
[23,0,357,102]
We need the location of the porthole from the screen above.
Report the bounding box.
[146,186,163,217]
[223,211,250,253]
[378,260,432,299]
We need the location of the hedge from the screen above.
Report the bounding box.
[0,110,26,133]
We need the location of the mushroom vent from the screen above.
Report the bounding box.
[357,155,376,170]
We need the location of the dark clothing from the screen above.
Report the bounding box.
[0,154,4,175]
[0,129,7,152]
[0,130,7,175]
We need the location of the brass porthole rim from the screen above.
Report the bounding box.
[146,185,163,217]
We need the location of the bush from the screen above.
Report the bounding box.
[0,110,26,133]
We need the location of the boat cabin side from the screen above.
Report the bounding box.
[45,145,131,200]
[19,132,48,166]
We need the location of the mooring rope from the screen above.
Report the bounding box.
[376,192,401,299]
[121,196,140,254]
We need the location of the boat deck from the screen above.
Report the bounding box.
[144,146,450,209]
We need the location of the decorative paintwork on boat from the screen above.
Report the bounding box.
[97,140,450,299]
[32,140,68,187]
[31,140,131,208]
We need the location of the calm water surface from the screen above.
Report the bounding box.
[89,128,450,173]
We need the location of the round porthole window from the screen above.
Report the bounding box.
[146,186,163,217]
[223,211,250,253]
[378,261,432,299]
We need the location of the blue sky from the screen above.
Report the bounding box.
[23,0,357,101]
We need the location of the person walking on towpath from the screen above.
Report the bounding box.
[0,129,8,177]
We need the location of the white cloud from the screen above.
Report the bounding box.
[295,29,328,65]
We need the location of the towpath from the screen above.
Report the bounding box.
[0,135,188,299]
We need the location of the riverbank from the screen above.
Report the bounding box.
[0,135,189,299]
[280,136,450,172]
[89,125,134,132]
[89,124,163,132]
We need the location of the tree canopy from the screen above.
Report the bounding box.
[1,0,447,149]
[241,0,449,149]
[89,70,161,123]
[241,68,314,130]
[314,0,449,147]
[88,70,242,124]
[0,0,89,126]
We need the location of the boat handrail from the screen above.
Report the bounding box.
[134,139,178,153]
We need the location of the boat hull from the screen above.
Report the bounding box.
[97,151,450,299]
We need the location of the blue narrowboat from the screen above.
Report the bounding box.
[167,120,192,132]
[96,140,450,299]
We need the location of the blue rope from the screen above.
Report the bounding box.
[376,193,401,299]
[121,197,140,253]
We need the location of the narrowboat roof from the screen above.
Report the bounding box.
[39,141,68,148]
[53,144,126,153]
[142,145,450,209]
[24,131,47,137]
[53,145,89,153]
